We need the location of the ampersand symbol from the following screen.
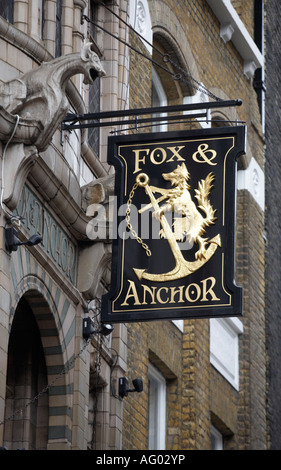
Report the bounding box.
[192,143,217,165]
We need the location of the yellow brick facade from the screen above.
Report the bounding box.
[0,0,267,451]
[122,0,266,450]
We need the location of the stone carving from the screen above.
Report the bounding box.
[136,1,146,34]
[0,43,106,151]
[82,174,115,209]
[78,176,115,297]
[82,174,115,241]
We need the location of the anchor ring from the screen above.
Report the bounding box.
[136,173,149,187]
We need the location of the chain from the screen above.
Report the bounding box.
[0,338,91,427]
[125,182,152,257]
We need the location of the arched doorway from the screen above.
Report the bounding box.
[3,295,48,450]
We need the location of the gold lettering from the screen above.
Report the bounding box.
[142,285,157,304]
[185,283,201,302]
[166,146,185,162]
[132,145,186,173]
[200,276,220,301]
[156,287,169,304]
[150,148,166,165]
[192,143,217,165]
[170,286,185,303]
[121,277,220,307]
[121,280,141,306]
[133,149,149,174]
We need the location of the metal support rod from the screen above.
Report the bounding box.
[62,99,242,129]
[62,112,208,130]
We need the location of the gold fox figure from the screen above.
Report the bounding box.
[151,163,217,260]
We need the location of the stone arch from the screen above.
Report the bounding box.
[6,283,74,448]
[4,294,49,450]
[7,250,79,448]
[152,28,194,100]
[149,0,201,97]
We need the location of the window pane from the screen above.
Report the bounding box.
[0,0,14,23]
[55,0,62,57]
[90,0,98,41]
[151,68,167,132]
[148,364,166,450]
[88,77,100,158]
[211,425,223,450]
[41,0,45,40]
[210,317,243,390]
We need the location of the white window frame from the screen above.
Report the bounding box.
[172,319,184,332]
[148,363,166,450]
[206,0,263,79]
[183,87,211,129]
[210,317,243,390]
[129,0,153,54]
[211,425,223,450]
[152,67,168,133]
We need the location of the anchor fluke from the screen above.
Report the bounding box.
[133,268,146,280]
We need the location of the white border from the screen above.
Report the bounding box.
[210,317,243,390]
[206,0,263,78]
[129,0,153,54]
[148,363,166,450]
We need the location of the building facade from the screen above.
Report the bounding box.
[264,0,281,450]
[0,0,268,450]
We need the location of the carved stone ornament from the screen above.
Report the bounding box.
[82,174,115,242]
[136,0,146,34]
[0,43,106,152]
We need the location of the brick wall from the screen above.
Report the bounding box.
[122,320,183,450]
[182,320,210,449]
[123,0,267,450]
[129,33,152,114]
[0,0,268,451]
[236,191,266,449]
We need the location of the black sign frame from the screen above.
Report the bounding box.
[101,126,246,323]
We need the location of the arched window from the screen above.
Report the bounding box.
[151,33,194,133]
[152,67,167,132]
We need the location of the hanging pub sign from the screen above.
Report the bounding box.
[101,126,246,323]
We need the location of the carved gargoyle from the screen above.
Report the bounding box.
[0,43,106,151]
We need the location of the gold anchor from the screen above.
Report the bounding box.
[132,167,221,282]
